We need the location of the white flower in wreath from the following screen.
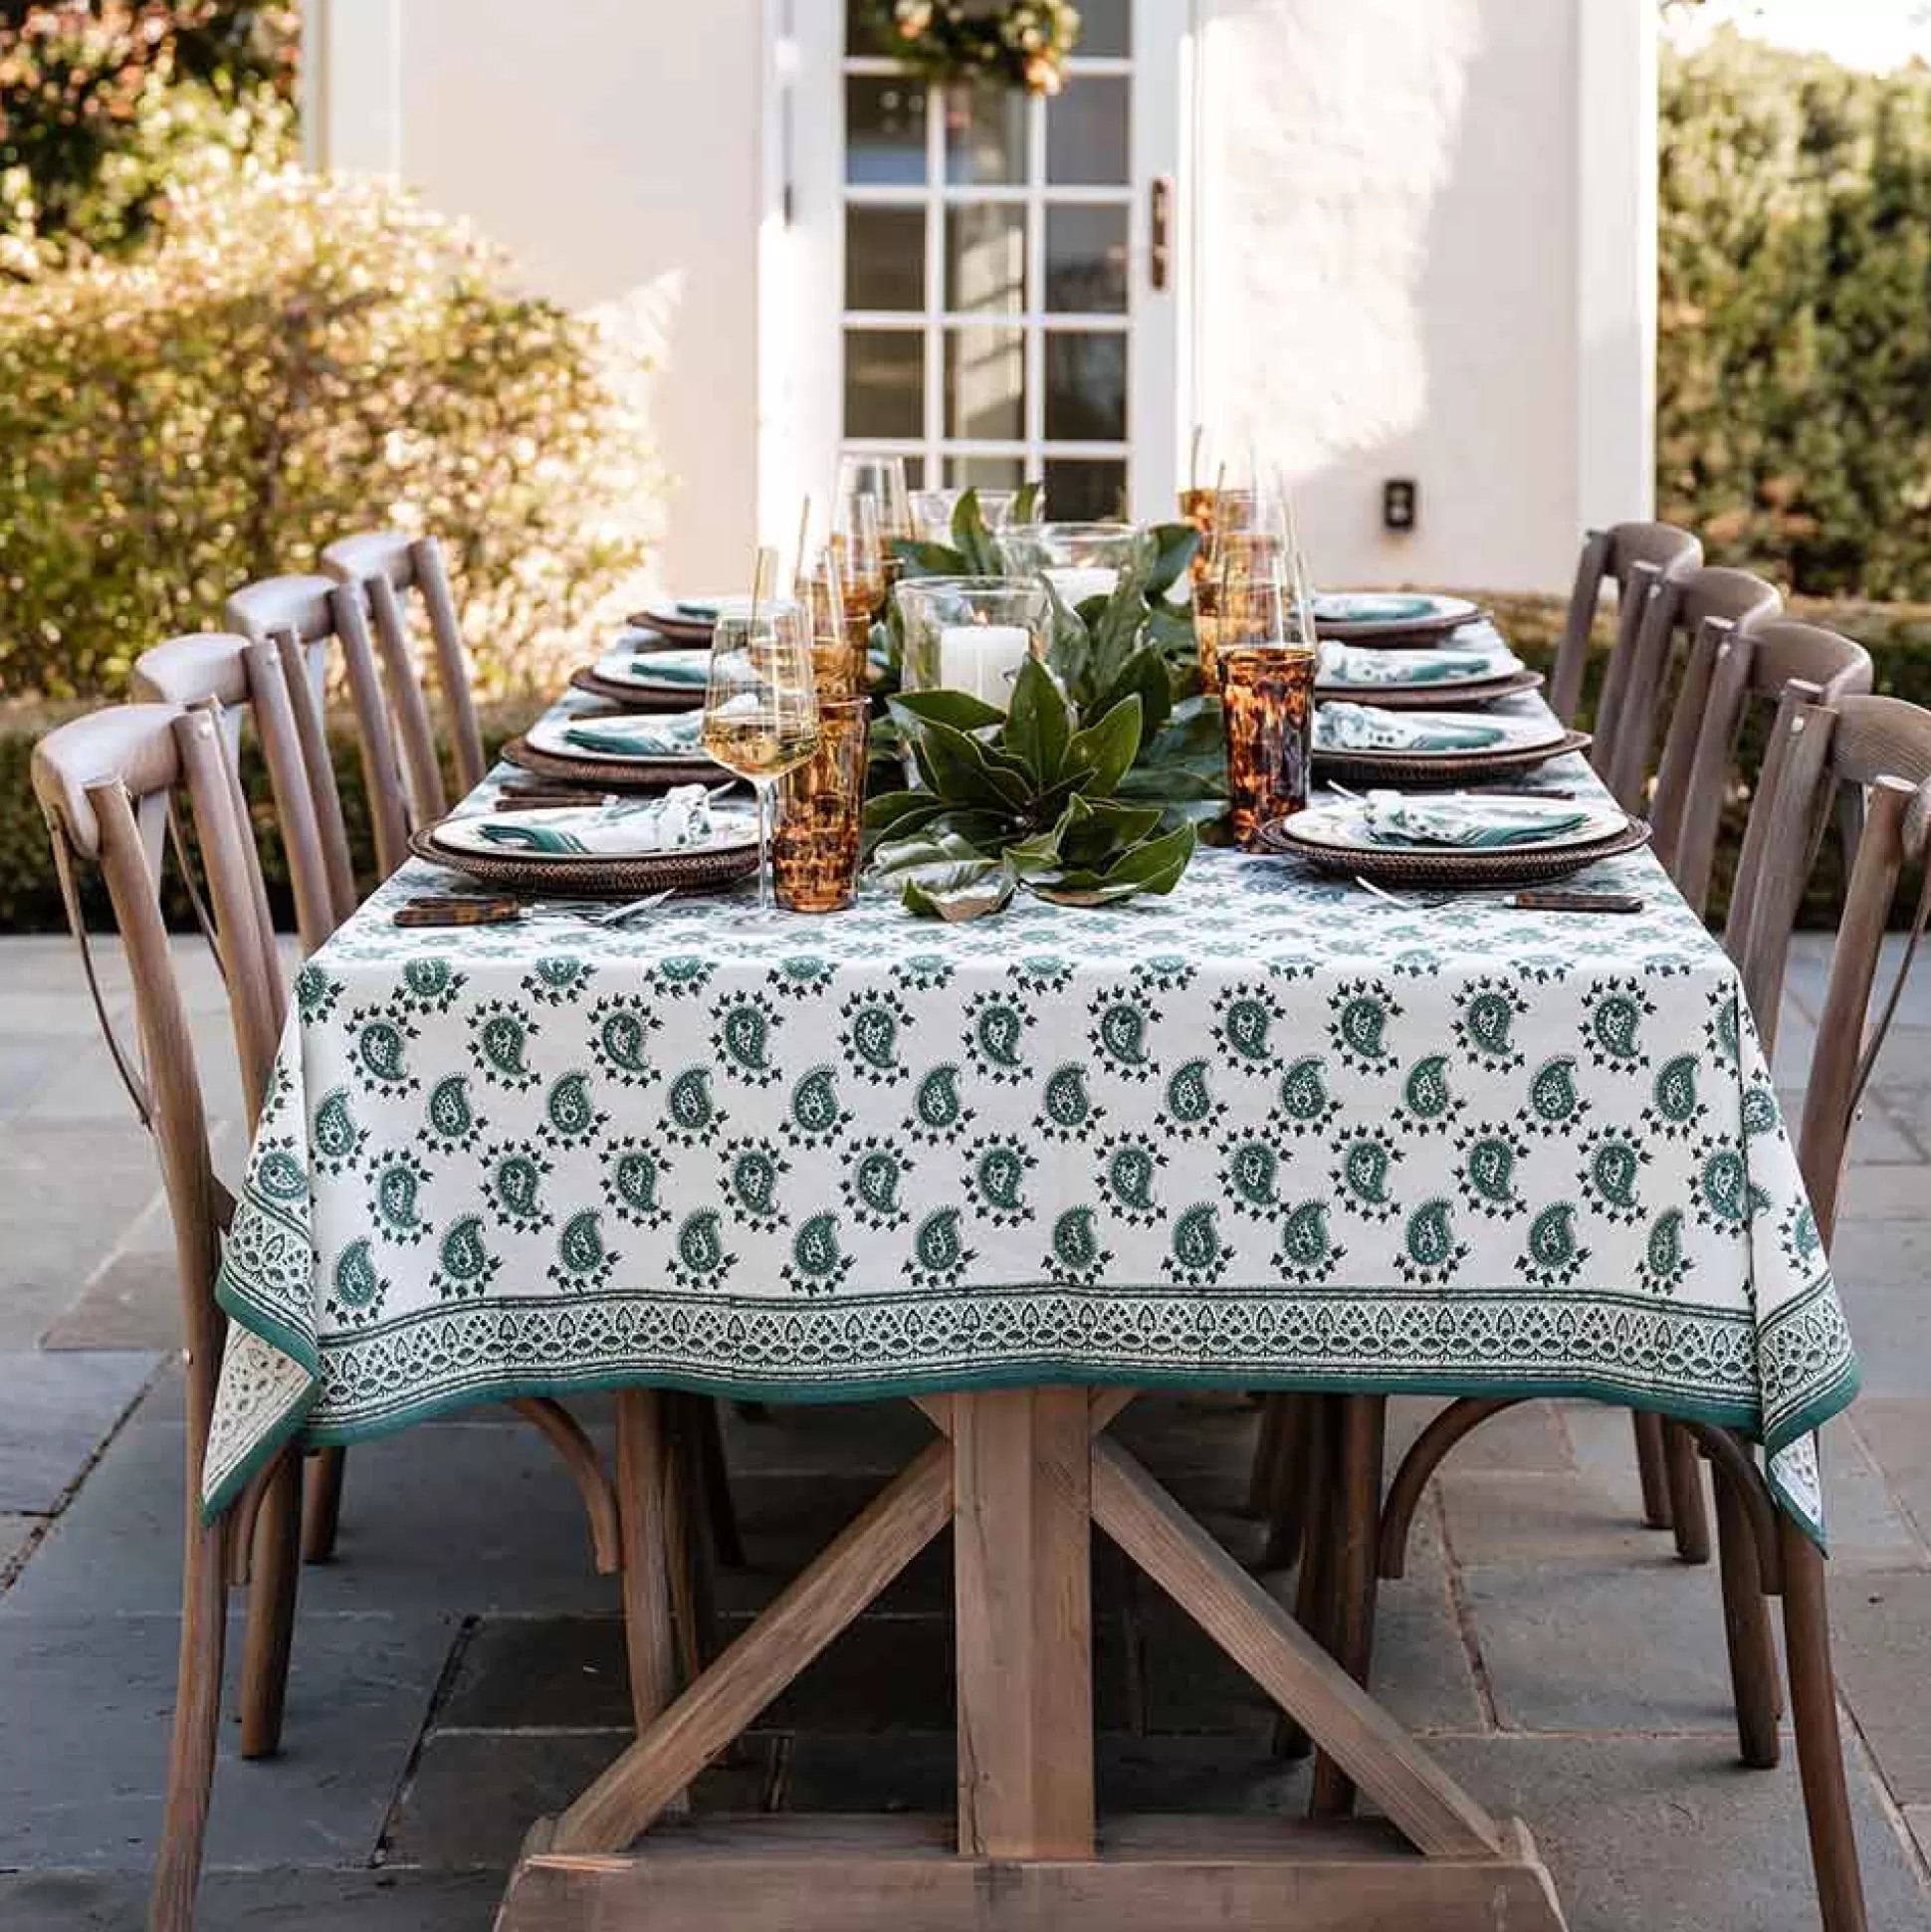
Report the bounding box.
[895,1,935,34]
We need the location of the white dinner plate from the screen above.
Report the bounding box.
[1285,797,1628,857]
[1314,710,1572,757]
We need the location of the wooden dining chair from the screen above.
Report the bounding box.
[1551,520,1702,730]
[223,571,416,885]
[322,530,488,813]
[33,701,645,1932]
[1599,562,1784,812]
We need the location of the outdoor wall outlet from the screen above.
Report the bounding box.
[1383,478,1417,533]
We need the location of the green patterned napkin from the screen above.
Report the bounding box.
[1318,640,1515,687]
[475,786,715,856]
[560,712,707,758]
[1362,790,1591,848]
[599,644,711,689]
[1318,704,1508,752]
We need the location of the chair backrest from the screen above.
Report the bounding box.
[224,572,415,884]
[1725,691,1931,1244]
[1648,616,1873,921]
[132,632,347,955]
[1599,562,1783,811]
[1553,521,1702,729]
[322,530,487,809]
[31,701,290,1461]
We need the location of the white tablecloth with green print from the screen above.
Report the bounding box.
[201,706,1857,1541]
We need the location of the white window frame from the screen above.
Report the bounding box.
[762,0,1191,536]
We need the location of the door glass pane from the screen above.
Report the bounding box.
[846,206,926,311]
[1046,75,1129,184]
[845,328,926,439]
[946,326,1025,440]
[853,448,925,488]
[947,454,1026,489]
[847,77,928,186]
[946,205,1026,316]
[847,7,892,55]
[1043,459,1127,522]
[1074,0,1131,57]
[945,84,1027,185]
[1044,205,1128,314]
[1044,332,1128,442]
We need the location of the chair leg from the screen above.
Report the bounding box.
[696,1395,744,1569]
[238,1449,302,1759]
[1260,1394,1312,1571]
[1311,1394,1388,1820]
[147,1497,230,1931]
[1632,1408,1674,1529]
[1780,1514,1868,1932]
[1247,1392,1289,1516]
[1713,1448,1781,1769]
[1272,1394,1338,1761]
[1663,1419,1712,1564]
[301,1446,346,1563]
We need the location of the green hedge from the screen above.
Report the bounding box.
[6,591,1931,935]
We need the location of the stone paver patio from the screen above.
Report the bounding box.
[3,932,1931,1930]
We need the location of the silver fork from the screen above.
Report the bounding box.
[529,888,676,926]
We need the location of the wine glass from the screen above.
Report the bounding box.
[702,600,822,916]
[831,488,887,641]
[838,455,911,546]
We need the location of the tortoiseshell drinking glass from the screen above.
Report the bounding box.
[772,697,870,913]
[1219,644,1315,846]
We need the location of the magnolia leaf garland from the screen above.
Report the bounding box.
[865,656,1198,920]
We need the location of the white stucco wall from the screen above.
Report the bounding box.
[315,0,766,589]
[1189,0,1642,592]
[307,0,1650,597]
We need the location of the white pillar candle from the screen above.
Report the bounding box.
[938,623,1032,707]
[1044,564,1118,608]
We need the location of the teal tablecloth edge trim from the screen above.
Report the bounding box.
[198,1322,1855,1542]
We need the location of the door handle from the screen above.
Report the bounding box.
[1150,175,1173,291]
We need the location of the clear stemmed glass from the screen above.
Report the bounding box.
[702,600,821,916]
[837,455,911,548]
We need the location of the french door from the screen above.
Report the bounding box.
[779,0,1188,524]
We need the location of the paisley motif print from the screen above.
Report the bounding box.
[842,991,909,1084]
[1397,1197,1468,1284]
[891,952,953,993]
[1333,1133,1401,1221]
[1274,1200,1344,1283]
[787,1065,853,1145]
[602,1140,672,1228]
[590,1000,660,1088]
[842,1138,911,1228]
[1456,981,1526,1069]
[351,1012,416,1093]
[547,1209,617,1291]
[369,1154,432,1246]
[431,1214,500,1300]
[1455,1124,1525,1219]
[669,1208,735,1290]
[1222,1136,1281,1218]
[904,1063,973,1145]
[1214,985,1281,1074]
[486,1141,553,1234]
[471,1003,540,1090]
[663,1067,728,1147]
[965,1136,1036,1226]
[1088,991,1158,1079]
[1097,1136,1166,1225]
[1045,1206,1110,1286]
[783,1211,852,1294]
[397,956,462,1012]
[524,956,593,1006]
[1582,980,1654,1069]
[295,962,341,1023]
[1517,1056,1589,1137]
[909,1208,975,1290]
[1162,1058,1224,1138]
[312,1088,364,1175]
[1009,954,1073,993]
[1639,1207,1690,1295]
[541,1070,606,1146]
[326,1237,388,1324]
[721,1137,789,1230]
[1272,1056,1339,1135]
[713,993,782,1087]
[964,992,1031,1085]
[256,1148,309,1202]
[1396,1054,1460,1134]
[1579,1130,1646,1225]
[1035,1062,1099,1140]
[770,955,837,998]
[648,956,714,999]
[1519,1202,1589,1286]
[420,1074,486,1153]
[1165,1202,1232,1286]
[1330,979,1399,1072]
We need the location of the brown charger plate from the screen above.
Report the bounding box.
[1313,668,1544,711]
[569,666,707,712]
[408,825,756,900]
[1256,811,1651,890]
[1313,728,1592,789]
[503,735,732,791]
[626,605,715,644]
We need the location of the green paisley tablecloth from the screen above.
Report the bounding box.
[202,698,1857,1539]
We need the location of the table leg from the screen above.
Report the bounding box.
[954,1386,1095,1858]
[615,1391,679,1739]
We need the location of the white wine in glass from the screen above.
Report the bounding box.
[703,602,821,915]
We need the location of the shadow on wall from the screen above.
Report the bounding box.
[1194,0,1581,592]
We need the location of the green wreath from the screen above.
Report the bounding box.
[864,2,1084,96]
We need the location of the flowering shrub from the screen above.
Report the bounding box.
[859,2,1082,96]
[0,165,657,699]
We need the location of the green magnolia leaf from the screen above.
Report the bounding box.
[1005,652,1073,787]
[862,788,947,840]
[904,713,1034,810]
[1056,792,1166,865]
[1031,821,1196,905]
[870,828,988,875]
[1092,644,1174,738]
[1041,575,1093,696]
[1116,762,1228,803]
[1061,693,1143,796]
[1011,480,1043,524]
[892,537,968,578]
[890,687,1006,733]
[1144,521,1202,600]
[950,488,1005,575]
[900,858,1017,922]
